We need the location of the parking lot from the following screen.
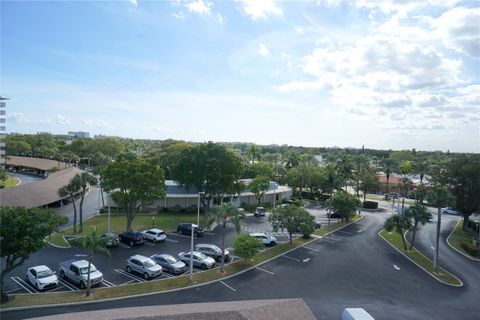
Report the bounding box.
[3,206,336,296]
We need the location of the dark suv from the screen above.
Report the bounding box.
[119,230,145,246]
[177,223,204,237]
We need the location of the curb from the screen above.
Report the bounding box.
[446,219,480,262]
[378,230,463,287]
[46,213,100,249]
[0,216,364,312]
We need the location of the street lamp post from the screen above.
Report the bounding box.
[107,193,111,233]
[189,223,194,281]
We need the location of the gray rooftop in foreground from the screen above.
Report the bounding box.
[27,299,317,320]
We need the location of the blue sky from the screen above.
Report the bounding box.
[1,0,479,152]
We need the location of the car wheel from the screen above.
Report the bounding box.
[35,283,40,290]
[127,266,132,273]
[129,240,134,247]
[60,270,66,279]
[270,241,276,246]
[80,281,86,289]
[143,273,149,280]
[153,239,157,244]
[201,264,207,270]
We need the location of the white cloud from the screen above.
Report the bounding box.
[9,113,70,125]
[186,0,212,15]
[129,0,138,6]
[318,0,460,14]
[238,0,283,20]
[171,11,185,20]
[53,114,71,125]
[258,43,270,57]
[431,7,480,59]
[295,26,304,34]
[83,118,112,128]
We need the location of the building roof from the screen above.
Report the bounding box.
[0,167,82,208]
[6,156,68,171]
[377,175,402,184]
[27,299,317,320]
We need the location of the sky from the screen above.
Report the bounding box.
[1,0,479,152]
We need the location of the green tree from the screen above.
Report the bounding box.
[384,214,411,251]
[58,175,82,233]
[77,172,98,233]
[207,203,243,272]
[243,161,274,179]
[69,227,111,297]
[0,207,67,302]
[249,176,271,205]
[327,191,362,221]
[404,204,432,251]
[381,158,396,193]
[5,140,31,156]
[245,144,262,163]
[269,204,315,245]
[233,233,262,261]
[102,157,166,230]
[283,150,300,169]
[171,142,242,209]
[359,166,381,202]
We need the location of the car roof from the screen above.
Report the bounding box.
[195,243,219,249]
[154,254,174,259]
[30,265,51,272]
[250,232,267,237]
[72,260,89,268]
[145,228,164,233]
[130,254,151,261]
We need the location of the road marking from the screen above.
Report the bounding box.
[337,230,352,235]
[114,269,146,282]
[357,230,363,233]
[282,255,301,262]
[431,246,435,250]
[161,273,174,278]
[393,265,401,270]
[57,278,77,291]
[5,287,23,294]
[256,267,274,275]
[118,243,131,249]
[303,246,320,252]
[102,279,115,287]
[220,280,236,292]
[302,258,311,263]
[11,277,37,294]
[164,238,179,243]
[121,280,136,285]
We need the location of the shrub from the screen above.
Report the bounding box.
[363,201,378,209]
[461,239,479,257]
[241,204,257,213]
[233,233,263,260]
[467,220,478,231]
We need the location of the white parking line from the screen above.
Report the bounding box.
[5,287,23,294]
[256,267,274,275]
[161,273,174,278]
[164,238,179,243]
[102,279,115,287]
[121,280,136,285]
[220,280,236,291]
[118,243,131,249]
[303,246,320,252]
[282,255,301,262]
[11,277,37,294]
[57,278,77,291]
[393,265,401,270]
[114,269,146,283]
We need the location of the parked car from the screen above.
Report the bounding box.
[238,208,246,218]
[150,254,186,274]
[315,220,322,229]
[326,211,342,219]
[249,232,277,246]
[254,207,266,217]
[178,251,216,270]
[441,207,460,215]
[177,223,204,237]
[27,265,58,291]
[142,228,167,243]
[126,255,162,280]
[101,232,119,247]
[59,260,103,289]
[119,230,145,246]
[195,243,230,262]
[385,192,401,200]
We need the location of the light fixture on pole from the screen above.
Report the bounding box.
[189,223,194,281]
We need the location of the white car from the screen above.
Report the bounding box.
[178,251,216,270]
[142,228,167,243]
[249,232,277,246]
[27,265,58,291]
[441,207,460,215]
[126,255,162,280]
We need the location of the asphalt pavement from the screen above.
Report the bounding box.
[3,209,479,320]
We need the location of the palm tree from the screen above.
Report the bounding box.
[384,214,411,251]
[207,203,242,273]
[77,172,98,233]
[283,150,300,169]
[413,160,429,203]
[58,176,82,233]
[245,145,262,163]
[69,227,110,297]
[404,204,432,251]
[382,158,396,194]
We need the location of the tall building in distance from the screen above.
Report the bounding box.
[0,96,7,167]
[68,131,90,138]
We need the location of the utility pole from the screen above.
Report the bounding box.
[433,207,441,272]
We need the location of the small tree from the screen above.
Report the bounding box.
[404,204,432,251]
[384,214,411,251]
[327,191,361,221]
[269,204,314,245]
[249,176,271,206]
[207,203,243,273]
[233,233,262,261]
[0,207,67,302]
[69,227,111,297]
[58,175,82,233]
[77,172,98,233]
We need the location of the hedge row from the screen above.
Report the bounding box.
[363,200,378,209]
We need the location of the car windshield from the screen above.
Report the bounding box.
[37,270,54,279]
[143,259,156,268]
[196,253,207,260]
[165,256,177,264]
[80,265,97,274]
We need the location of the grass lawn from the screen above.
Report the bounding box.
[365,195,416,205]
[448,219,480,259]
[0,175,20,188]
[1,214,363,309]
[314,214,363,236]
[48,213,208,247]
[379,229,462,286]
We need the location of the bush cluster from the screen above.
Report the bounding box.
[362,201,378,209]
[461,239,479,257]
